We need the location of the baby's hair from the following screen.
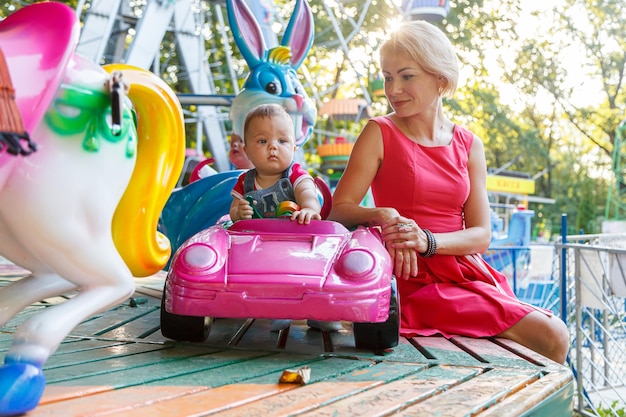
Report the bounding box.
[243,103,293,143]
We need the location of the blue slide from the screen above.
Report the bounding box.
[483,210,535,272]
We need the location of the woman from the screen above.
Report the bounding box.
[327,21,569,364]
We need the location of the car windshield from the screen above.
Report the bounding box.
[228,219,349,235]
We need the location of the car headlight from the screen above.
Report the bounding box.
[337,249,375,280]
[179,243,218,272]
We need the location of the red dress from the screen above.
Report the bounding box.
[370,116,548,338]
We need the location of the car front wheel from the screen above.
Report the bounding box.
[160,296,210,342]
[353,276,400,352]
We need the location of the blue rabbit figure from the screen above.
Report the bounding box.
[227,0,317,148]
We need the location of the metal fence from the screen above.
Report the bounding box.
[486,244,560,311]
[557,234,626,416]
[487,237,626,416]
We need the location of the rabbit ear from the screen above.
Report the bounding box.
[281,0,314,69]
[226,0,267,68]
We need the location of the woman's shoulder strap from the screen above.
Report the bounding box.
[453,124,475,154]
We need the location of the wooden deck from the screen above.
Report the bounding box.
[1,264,574,417]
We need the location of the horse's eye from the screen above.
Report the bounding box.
[265,82,278,94]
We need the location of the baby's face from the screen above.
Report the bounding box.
[244,114,296,176]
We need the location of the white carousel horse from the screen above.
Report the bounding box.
[0,3,185,415]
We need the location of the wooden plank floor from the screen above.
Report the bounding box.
[0,264,574,417]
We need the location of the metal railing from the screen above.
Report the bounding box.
[485,244,560,310]
[486,237,626,416]
[557,234,626,417]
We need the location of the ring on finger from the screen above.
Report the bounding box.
[397,223,411,232]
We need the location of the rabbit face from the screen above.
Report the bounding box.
[227,0,316,148]
[233,60,316,148]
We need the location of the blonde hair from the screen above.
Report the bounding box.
[380,21,458,98]
[243,103,293,144]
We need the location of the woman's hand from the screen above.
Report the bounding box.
[381,217,429,254]
[380,216,433,279]
[368,207,401,227]
[387,246,418,279]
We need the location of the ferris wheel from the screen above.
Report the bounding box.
[73,0,450,172]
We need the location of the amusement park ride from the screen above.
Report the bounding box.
[0,1,450,414]
[74,0,450,173]
[0,2,579,416]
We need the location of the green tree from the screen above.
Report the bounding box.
[4,0,622,235]
[506,0,625,228]
[577,175,598,233]
[554,0,626,157]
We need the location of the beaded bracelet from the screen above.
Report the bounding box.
[419,229,437,258]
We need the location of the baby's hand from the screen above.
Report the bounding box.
[291,208,321,224]
[236,198,254,220]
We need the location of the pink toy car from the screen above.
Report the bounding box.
[161,218,399,351]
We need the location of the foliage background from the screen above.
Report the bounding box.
[1,0,624,237]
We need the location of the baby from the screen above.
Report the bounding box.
[230,103,321,224]
[229,103,341,332]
